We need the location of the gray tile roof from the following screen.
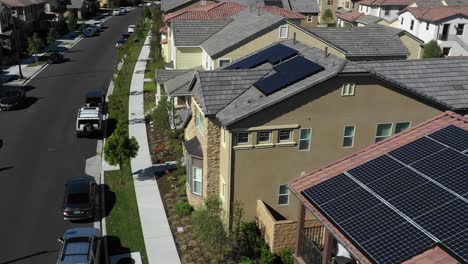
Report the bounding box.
[183,137,203,158]
[353,58,468,110]
[289,0,320,13]
[355,14,381,24]
[172,19,232,46]
[201,9,285,58]
[155,69,192,84]
[164,71,196,96]
[310,25,409,59]
[444,0,468,5]
[161,0,194,12]
[191,69,271,115]
[413,0,444,6]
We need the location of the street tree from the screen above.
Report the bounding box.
[66,14,78,32]
[104,121,139,183]
[47,27,57,46]
[27,33,44,64]
[423,40,442,58]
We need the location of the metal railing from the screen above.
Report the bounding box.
[301,226,326,264]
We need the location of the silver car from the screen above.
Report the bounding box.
[57,228,101,264]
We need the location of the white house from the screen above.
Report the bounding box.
[398,6,468,56]
[358,0,412,22]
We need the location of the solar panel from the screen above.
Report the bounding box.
[361,222,434,264]
[443,229,468,263]
[302,174,360,206]
[428,125,468,152]
[255,56,324,95]
[319,187,382,223]
[224,44,298,69]
[431,165,468,198]
[388,137,446,164]
[411,148,468,178]
[338,204,406,244]
[414,198,468,241]
[366,167,429,201]
[387,182,457,218]
[347,155,403,184]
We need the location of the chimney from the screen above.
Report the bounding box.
[324,46,329,57]
[293,32,297,44]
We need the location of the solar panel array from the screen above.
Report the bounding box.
[254,56,324,95]
[224,43,298,69]
[302,125,468,264]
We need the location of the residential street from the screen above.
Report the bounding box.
[0,9,141,264]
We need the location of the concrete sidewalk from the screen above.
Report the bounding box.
[128,35,181,264]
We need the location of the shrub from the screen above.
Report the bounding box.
[423,40,442,58]
[279,248,294,264]
[177,187,186,197]
[260,245,277,264]
[239,257,255,264]
[175,201,192,217]
[320,8,335,25]
[177,174,186,187]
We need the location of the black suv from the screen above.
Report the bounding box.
[0,86,26,110]
[63,177,97,220]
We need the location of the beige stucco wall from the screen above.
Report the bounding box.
[219,127,232,219]
[216,23,345,68]
[299,15,319,29]
[175,47,202,69]
[399,34,423,59]
[229,75,443,221]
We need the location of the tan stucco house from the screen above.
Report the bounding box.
[181,41,468,252]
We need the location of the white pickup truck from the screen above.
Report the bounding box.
[76,107,102,138]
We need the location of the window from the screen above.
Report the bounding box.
[196,111,205,134]
[219,58,231,68]
[299,128,311,151]
[341,83,355,96]
[352,2,356,9]
[410,20,414,30]
[345,2,349,8]
[442,47,451,56]
[366,6,368,12]
[384,9,390,16]
[186,158,192,187]
[457,24,465,35]
[279,25,288,39]
[236,132,249,145]
[200,0,206,5]
[426,22,430,30]
[279,129,292,142]
[375,123,393,142]
[328,0,333,4]
[278,184,290,205]
[342,125,355,148]
[192,167,202,195]
[395,122,411,134]
[257,131,271,144]
[307,14,313,23]
[400,17,404,25]
[220,177,226,201]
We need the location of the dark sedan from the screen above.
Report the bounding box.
[0,86,26,110]
[63,177,97,220]
[47,52,65,64]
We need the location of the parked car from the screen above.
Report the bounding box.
[0,86,26,110]
[112,8,121,15]
[115,39,127,47]
[85,90,105,112]
[76,107,102,137]
[48,52,65,64]
[93,21,102,31]
[57,227,101,264]
[120,6,127,13]
[128,25,135,33]
[62,177,97,220]
[83,27,97,37]
[121,32,131,40]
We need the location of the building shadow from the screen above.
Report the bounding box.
[0,166,14,173]
[132,166,155,181]
[106,236,131,257]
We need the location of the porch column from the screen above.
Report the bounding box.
[322,230,334,264]
[294,204,306,258]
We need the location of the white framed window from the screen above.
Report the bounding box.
[236,131,250,145]
[186,158,192,189]
[196,110,205,134]
[395,122,411,134]
[366,6,368,12]
[257,130,271,144]
[343,125,355,148]
[279,129,292,142]
[341,83,355,96]
[384,9,389,16]
[192,167,203,195]
[327,0,333,4]
[426,22,430,30]
[278,184,290,205]
[307,15,313,23]
[442,47,451,56]
[352,2,355,9]
[219,58,231,68]
[457,24,465,35]
[279,25,288,39]
[410,20,414,30]
[201,0,206,5]
[375,123,393,143]
[299,128,312,151]
[400,17,404,25]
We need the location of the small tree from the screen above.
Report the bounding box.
[320,8,335,25]
[104,121,139,183]
[152,96,171,130]
[66,14,78,32]
[143,7,151,19]
[27,33,44,64]
[423,40,442,58]
[47,27,57,46]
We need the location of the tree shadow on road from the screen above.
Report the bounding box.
[0,166,13,173]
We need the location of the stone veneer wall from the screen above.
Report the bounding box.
[257,200,322,253]
[203,118,221,197]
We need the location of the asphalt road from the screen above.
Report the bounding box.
[0,9,141,263]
